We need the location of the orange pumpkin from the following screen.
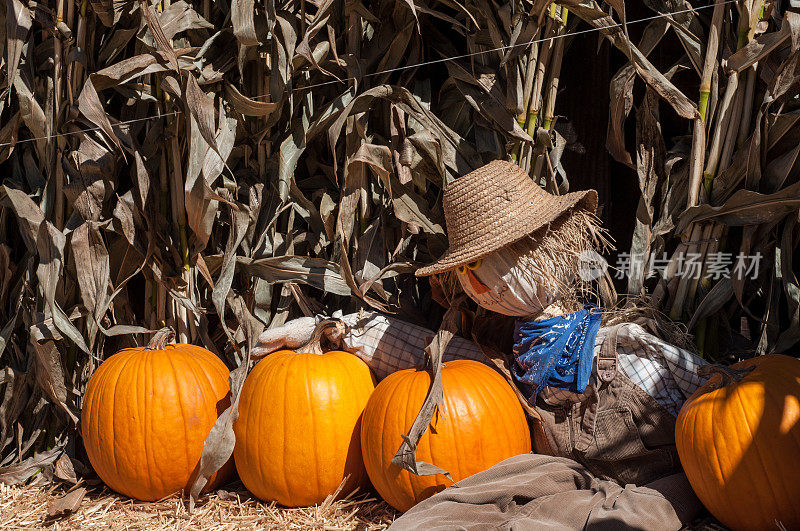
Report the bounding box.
[675,354,800,531]
[233,338,376,507]
[360,359,531,512]
[81,329,233,501]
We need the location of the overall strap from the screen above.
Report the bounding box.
[597,324,622,383]
[574,324,623,453]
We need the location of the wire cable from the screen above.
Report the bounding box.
[0,0,738,149]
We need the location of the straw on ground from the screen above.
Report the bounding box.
[0,482,397,530]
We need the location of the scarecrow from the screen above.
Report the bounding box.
[254,160,709,529]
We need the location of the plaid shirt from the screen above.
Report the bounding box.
[340,313,707,416]
[540,324,707,415]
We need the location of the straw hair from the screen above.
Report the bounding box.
[417,160,598,276]
[508,209,611,311]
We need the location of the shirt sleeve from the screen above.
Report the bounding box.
[597,323,708,416]
[622,324,708,397]
[339,312,486,380]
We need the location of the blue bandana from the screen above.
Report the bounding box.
[512,304,602,398]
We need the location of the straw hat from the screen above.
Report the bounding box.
[416,160,598,277]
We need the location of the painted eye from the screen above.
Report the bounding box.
[466,259,482,270]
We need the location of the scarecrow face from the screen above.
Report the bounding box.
[455,240,570,318]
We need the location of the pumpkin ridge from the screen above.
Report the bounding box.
[734,378,782,525]
[748,378,787,528]
[404,372,424,507]
[380,372,403,509]
[711,387,738,523]
[250,357,268,498]
[493,367,518,456]
[339,353,361,491]
[280,354,293,503]
[398,374,416,510]
[454,367,473,482]
[278,354,294,502]
[189,351,220,479]
[267,358,284,497]
[139,350,153,497]
[191,352,222,410]
[84,355,110,485]
[102,354,123,483]
[709,394,732,523]
[468,364,501,465]
[694,399,712,509]
[111,351,138,494]
[166,351,193,487]
[98,360,119,480]
[397,372,414,505]
[685,404,703,509]
[150,349,168,496]
[320,354,338,497]
[250,357,268,493]
[691,396,722,522]
[778,383,800,447]
[725,384,760,527]
[113,352,136,496]
[187,352,225,489]
[761,374,800,520]
[306,353,322,502]
[252,356,270,500]
[460,367,484,474]
[415,371,438,500]
[85,356,108,475]
[464,366,488,468]
[770,359,800,524]
[446,367,467,483]
[239,359,253,492]
[333,355,345,492]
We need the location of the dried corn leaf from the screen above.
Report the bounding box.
[726,12,800,74]
[29,322,78,424]
[563,0,698,119]
[607,18,669,167]
[224,83,277,117]
[140,0,180,72]
[0,446,62,485]
[231,0,259,46]
[70,222,111,347]
[628,87,665,295]
[5,0,32,94]
[678,181,800,230]
[47,487,86,518]
[77,79,123,153]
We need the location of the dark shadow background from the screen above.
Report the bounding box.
[558,1,695,294]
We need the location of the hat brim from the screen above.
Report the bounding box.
[416,189,598,277]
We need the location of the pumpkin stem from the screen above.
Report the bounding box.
[299,319,347,355]
[144,327,176,351]
[698,363,755,387]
